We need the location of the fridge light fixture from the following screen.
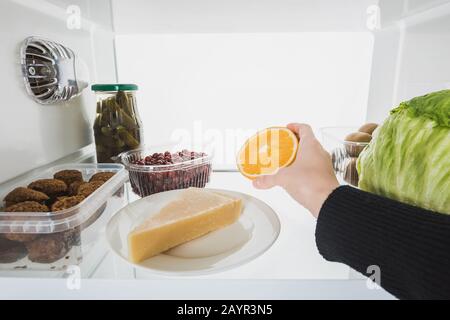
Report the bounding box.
[20,36,89,104]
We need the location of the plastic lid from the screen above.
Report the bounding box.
[91,84,138,91]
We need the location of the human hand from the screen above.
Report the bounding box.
[253,123,339,218]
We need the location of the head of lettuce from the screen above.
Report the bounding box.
[357,89,450,214]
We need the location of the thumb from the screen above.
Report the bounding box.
[252,174,278,189]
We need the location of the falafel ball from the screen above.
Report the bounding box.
[5,201,49,213]
[68,180,87,196]
[3,201,49,242]
[4,187,49,208]
[49,192,88,249]
[51,195,85,212]
[77,181,104,198]
[25,232,72,263]
[0,237,28,263]
[28,179,67,198]
[89,172,115,183]
[65,226,81,247]
[54,170,83,187]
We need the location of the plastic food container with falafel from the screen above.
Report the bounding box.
[0,164,127,274]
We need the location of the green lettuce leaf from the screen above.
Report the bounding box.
[357,89,450,214]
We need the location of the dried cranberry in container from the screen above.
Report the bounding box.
[120,147,212,197]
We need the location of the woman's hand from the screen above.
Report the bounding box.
[253,123,339,218]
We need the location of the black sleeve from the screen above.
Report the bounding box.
[315,185,450,300]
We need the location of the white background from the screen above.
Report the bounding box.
[112,0,377,169]
[367,0,450,121]
[115,32,374,168]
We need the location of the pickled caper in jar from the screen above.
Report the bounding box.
[115,126,138,148]
[91,84,143,163]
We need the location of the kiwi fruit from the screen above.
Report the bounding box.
[344,132,372,157]
[345,132,372,143]
[358,123,378,135]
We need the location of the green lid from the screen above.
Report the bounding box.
[91,84,138,91]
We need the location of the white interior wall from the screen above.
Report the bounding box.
[366,0,450,122]
[0,0,116,183]
[6,0,446,176]
[112,0,377,34]
[113,0,375,169]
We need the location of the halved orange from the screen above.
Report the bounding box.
[237,127,299,179]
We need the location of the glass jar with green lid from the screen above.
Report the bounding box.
[91,84,143,163]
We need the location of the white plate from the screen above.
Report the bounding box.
[106,188,280,276]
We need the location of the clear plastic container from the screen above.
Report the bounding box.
[321,127,370,187]
[120,147,212,197]
[0,164,127,273]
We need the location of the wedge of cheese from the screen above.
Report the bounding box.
[128,188,243,263]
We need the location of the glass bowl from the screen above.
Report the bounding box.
[320,127,370,187]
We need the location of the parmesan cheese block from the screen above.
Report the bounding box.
[128,188,243,263]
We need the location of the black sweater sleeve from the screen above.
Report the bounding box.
[315,185,450,300]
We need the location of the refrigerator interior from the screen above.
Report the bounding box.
[0,0,116,184]
[1,0,449,180]
[113,0,375,170]
[0,0,449,287]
